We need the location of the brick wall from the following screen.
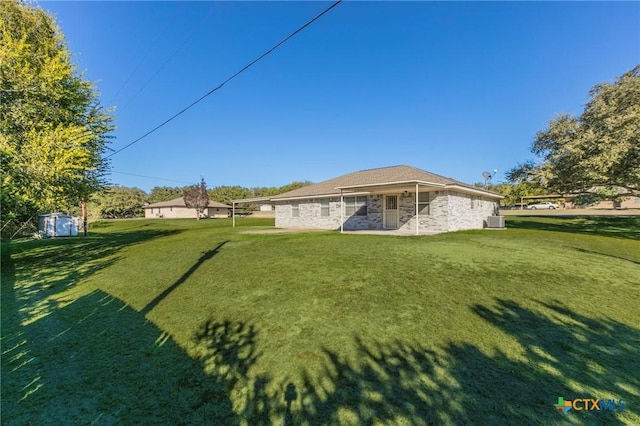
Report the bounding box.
[275,191,500,233]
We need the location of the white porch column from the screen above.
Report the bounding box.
[415,183,419,236]
[340,190,344,233]
[232,202,236,227]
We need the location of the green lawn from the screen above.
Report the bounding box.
[2,216,639,425]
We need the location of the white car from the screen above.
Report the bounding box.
[527,202,558,210]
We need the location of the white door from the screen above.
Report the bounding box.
[383,195,399,229]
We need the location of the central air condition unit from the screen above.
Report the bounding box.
[486,216,505,229]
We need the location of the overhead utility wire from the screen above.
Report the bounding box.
[106,0,342,159]
[107,4,186,106]
[111,170,193,184]
[117,4,218,114]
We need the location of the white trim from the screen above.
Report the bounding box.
[272,192,370,202]
[340,190,344,233]
[447,185,504,199]
[336,180,445,190]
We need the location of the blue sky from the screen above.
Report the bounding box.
[41,1,639,192]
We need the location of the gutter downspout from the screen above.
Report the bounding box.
[340,190,344,233]
[415,183,419,236]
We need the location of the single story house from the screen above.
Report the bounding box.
[263,165,503,234]
[144,197,232,219]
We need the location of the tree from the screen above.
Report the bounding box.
[88,186,147,219]
[0,0,114,229]
[183,178,209,220]
[507,66,639,198]
[148,186,187,204]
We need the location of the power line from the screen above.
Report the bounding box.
[116,4,218,114]
[111,170,193,185]
[106,0,342,159]
[107,4,187,106]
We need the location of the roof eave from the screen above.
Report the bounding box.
[335,180,447,191]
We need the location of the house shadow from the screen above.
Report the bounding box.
[1,289,237,425]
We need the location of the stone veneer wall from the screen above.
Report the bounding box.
[275,191,499,232]
[275,198,341,229]
[447,192,498,231]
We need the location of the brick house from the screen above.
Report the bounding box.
[264,165,503,234]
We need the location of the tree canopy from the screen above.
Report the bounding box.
[183,178,209,220]
[1,0,114,225]
[87,186,147,219]
[507,66,639,197]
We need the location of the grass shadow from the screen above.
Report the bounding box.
[2,229,179,324]
[506,216,640,240]
[141,240,228,315]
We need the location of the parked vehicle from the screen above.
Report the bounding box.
[527,202,558,210]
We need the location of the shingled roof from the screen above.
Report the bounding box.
[270,165,502,200]
[145,197,231,209]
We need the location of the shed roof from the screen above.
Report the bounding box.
[145,197,232,209]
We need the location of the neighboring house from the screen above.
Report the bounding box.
[144,197,232,219]
[259,204,274,211]
[265,165,503,234]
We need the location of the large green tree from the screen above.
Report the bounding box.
[148,186,187,204]
[508,66,639,197]
[1,0,114,227]
[88,186,147,219]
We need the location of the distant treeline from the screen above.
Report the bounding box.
[85,182,312,219]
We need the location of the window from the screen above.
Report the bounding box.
[345,196,367,216]
[470,196,482,209]
[320,199,330,217]
[292,203,299,217]
[417,192,431,215]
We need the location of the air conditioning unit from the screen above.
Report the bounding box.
[486,216,505,229]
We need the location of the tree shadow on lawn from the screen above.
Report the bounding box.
[1,289,237,425]
[189,299,638,424]
[4,293,637,424]
[2,229,178,325]
[506,216,640,240]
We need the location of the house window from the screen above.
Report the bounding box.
[470,196,475,209]
[345,196,367,216]
[292,203,299,217]
[320,199,329,217]
[417,192,431,215]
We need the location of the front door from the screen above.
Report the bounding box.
[383,195,399,229]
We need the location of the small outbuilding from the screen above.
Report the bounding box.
[39,213,79,237]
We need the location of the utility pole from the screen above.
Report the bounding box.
[81,199,87,236]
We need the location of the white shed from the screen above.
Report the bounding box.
[39,213,78,237]
[259,204,273,211]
